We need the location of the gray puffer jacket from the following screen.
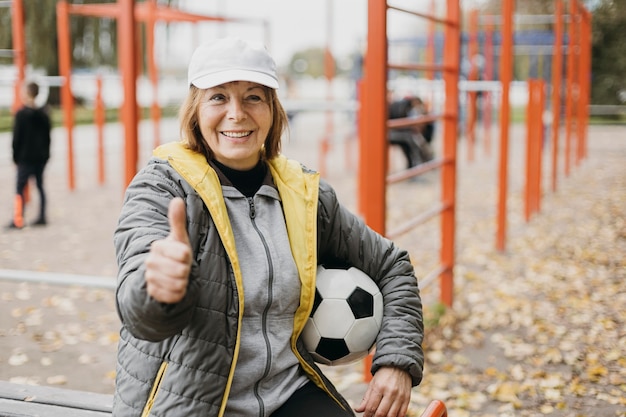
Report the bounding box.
[112,142,424,417]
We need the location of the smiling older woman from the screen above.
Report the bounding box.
[112,37,424,417]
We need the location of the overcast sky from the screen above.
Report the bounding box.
[166,0,367,67]
[162,0,433,69]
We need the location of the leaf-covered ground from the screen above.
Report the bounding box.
[328,127,626,416]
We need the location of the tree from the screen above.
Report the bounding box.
[590,0,626,104]
[0,0,179,105]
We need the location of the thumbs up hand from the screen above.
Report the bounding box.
[145,197,193,304]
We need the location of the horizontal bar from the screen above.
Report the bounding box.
[419,264,449,289]
[387,5,457,27]
[0,269,116,290]
[386,201,450,239]
[388,114,440,130]
[0,1,12,8]
[480,14,573,25]
[0,49,15,57]
[387,157,448,185]
[388,62,455,73]
[588,105,626,116]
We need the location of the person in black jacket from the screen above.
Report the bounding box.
[388,95,434,169]
[7,81,51,229]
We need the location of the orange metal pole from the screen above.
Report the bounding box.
[146,0,161,149]
[482,24,494,158]
[581,8,592,158]
[119,0,139,187]
[56,1,76,191]
[525,79,545,221]
[465,9,479,162]
[575,3,586,165]
[11,0,25,114]
[524,80,536,222]
[358,0,387,234]
[95,75,106,185]
[550,0,563,192]
[440,0,460,307]
[564,0,576,178]
[420,400,448,417]
[319,0,334,178]
[361,0,387,381]
[535,80,545,214]
[426,0,435,81]
[496,0,514,251]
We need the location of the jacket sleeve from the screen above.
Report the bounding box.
[316,179,424,386]
[113,158,202,342]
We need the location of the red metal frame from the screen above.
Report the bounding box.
[358,0,460,302]
[420,400,448,417]
[524,79,545,221]
[55,0,268,189]
[10,0,25,114]
[551,0,564,193]
[495,0,514,252]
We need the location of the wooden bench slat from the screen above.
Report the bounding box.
[0,382,112,416]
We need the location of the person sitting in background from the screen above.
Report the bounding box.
[388,95,434,169]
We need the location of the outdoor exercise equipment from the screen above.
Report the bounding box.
[55,0,268,189]
[359,0,460,310]
[465,0,591,244]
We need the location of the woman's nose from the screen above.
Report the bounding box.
[226,99,246,121]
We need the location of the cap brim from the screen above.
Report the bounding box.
[191,69,279,89]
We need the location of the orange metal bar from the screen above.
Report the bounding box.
[359,0,388,383]
[550,0,564,192]
[575,3,587,165]
[95,76,106,185]
[387,201,449,240]
[56,1,76,191]
[482,24,494,158]
[439,0,460,307]
[387,5,454,26]
[389,62,455,73]
[496,0,514,252]
[465,9,479,162]
[525,80,544,221]
[420,400,448,417]
[10,0,25,114]
[425,0,435,81]
[581,7,592,158]
[146,0,161,149]
[319,0,334,178]
[535,80,545,214]
[564,0,577,178]
[66,3,119,18]
[119,0,139,187]
[358,0,388,235]
[525,80,535,222]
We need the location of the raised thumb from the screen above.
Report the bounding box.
[167,197,189,244]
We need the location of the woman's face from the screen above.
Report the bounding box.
[197,81,272,170]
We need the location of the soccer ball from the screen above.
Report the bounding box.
[302,265,383,366]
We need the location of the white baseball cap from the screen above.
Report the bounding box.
[187,37,279,90]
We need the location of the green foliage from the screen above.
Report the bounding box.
[287,47,334,78]
[424,302,447,328]
[591,0,626,104]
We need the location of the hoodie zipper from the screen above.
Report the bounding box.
[247,197,276,416]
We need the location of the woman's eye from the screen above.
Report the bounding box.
[209,94,226,102]
[246,94,264,103]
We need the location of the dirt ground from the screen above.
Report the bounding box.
[0,115,624,416]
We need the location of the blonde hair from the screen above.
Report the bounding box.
[178,85,288,161]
